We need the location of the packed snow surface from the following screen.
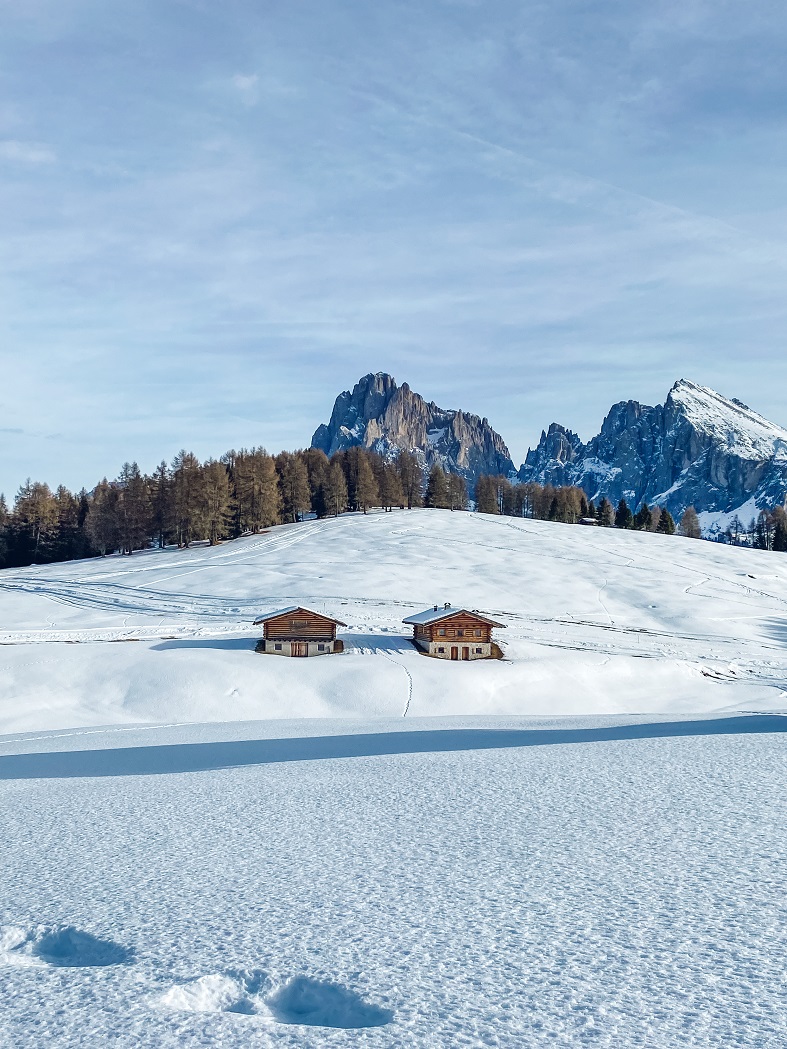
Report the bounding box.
[1,511,786,1046]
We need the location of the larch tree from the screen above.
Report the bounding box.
[447,472,467,511]
[324,458,349,516]
[474,475,499,515]
[397,450,423,509]
[679,506,701,539]
[201,460,232,545]
[355,455,379,513]
[276,452,311,523]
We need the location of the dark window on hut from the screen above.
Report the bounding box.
[475,647,482,654]
[438,628,446,636]
[437,646,445,653]
[475,629,482,637]
[457,629,464,637]
[274,643,282,651]
[317,644,325,651]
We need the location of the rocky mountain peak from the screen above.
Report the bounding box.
[311,373,514,483]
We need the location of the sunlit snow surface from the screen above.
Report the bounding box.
[1,511,787,1046]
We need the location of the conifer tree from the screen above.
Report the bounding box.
[657,508,676,535]
[86,479,120,555]
[679,506,701,539]
[202,460,232,545]
[424,464,450,508]
[397,451,423,509]
[276,452,311,523]
[150,461,172,548]
[378,463,404,511]
[355,455,379,513]
[474,475,499,515]
[614,498,633,529]
[772,507,787,552]
[12,480,59,562]
[598,498,614,527]
[324,458,349,516]
[171,450,204,547]
[634,502,651,530]
[447,472,467,511]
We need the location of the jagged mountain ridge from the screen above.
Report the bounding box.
[519,379,787,528]
[311,373,514,483]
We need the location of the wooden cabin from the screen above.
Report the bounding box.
[403,604,505,660]
[253,606,346,657]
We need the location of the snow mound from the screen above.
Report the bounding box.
[157,970,268,1014]
[1,924,132,967]
[265,975,394,1028]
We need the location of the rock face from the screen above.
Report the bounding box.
[311,373,514,483]
[519,379,787,530]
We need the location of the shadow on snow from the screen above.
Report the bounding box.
[0,716,784,780]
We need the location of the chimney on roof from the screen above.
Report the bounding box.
[444,602,451,609]
[433,604,439,611]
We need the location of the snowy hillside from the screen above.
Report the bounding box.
[1,509,786,732]
[2,511,787,1047]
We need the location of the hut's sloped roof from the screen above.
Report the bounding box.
[402,607,506,628]
[253,606,347,627]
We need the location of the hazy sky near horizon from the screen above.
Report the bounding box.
[2,0,787,496]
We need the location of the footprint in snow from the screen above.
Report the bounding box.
[1,924,133,968]
[158,971,393,1028]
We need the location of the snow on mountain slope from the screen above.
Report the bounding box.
[0,509,785,733]
[668,379,787,460]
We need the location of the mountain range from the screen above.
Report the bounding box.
[312,373,787,530]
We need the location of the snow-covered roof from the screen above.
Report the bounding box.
[253,606,347,626]
[402,607,506,628]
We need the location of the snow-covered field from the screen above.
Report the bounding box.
[1,511,786,1046]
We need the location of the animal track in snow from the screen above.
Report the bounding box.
[0,924,133,967]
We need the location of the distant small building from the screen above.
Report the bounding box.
[253,606,346,657]
[579,517,598,526]
[403,603,505,660]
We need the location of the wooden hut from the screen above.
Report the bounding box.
[253,606,346,657]
[403,603,505,660]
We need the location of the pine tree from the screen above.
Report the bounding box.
[116,462,151,554]
[150,461,172,548]
[657,508,676,535]
[679,506,702,539]
[86,479,120,555]
[634,502,651,530]
[598,498,614,527]
[614,498,633,529]
[424,464,450,508]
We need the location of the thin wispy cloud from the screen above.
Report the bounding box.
[1,0,787,496]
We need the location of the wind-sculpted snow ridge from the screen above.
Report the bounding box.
[519,378,787,530]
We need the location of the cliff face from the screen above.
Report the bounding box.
[519,379,787,529]
[311,373,514,483]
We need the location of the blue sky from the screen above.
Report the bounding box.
[2,0,787,496]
